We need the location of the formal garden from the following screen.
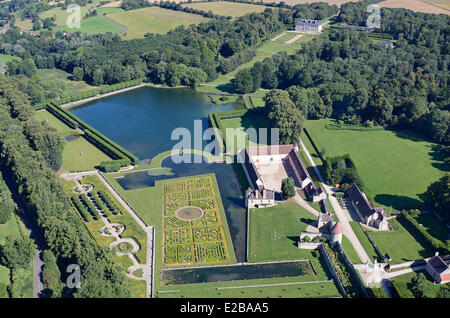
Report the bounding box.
[162,176,231,266]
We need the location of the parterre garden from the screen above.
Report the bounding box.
[162,176,231,266]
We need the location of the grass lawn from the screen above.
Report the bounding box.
[54,15,124,34]
[413,213,449,243]
[369,217,434,264]
[220,112,273,154]
[106,7,209,39]
[0,265,9,288]
[64,176,147,297]
[34,110,112,172]
[341,235,361,264]
[0,214,22,289]
[182,1,268,17]
[248,200,316,262]
[349,221,378,262]
[303,118,448,210]
[0,53,21,64]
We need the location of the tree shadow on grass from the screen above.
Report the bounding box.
[215,83,235,94]
[287,236,298,248]
[374,194,424,211]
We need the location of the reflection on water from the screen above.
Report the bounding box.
[162,261,311,285]
[117,155,247,262]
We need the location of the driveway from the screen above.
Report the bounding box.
[298,138,372,264]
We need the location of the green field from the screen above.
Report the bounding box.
[0,54,21,65]
[248,200,317,262]
[54,15,124,34]
[182,1,268,17]
[40,1,103,26]
[303,118,448,210]
[34,110,112,172]
[341,235,361,264]
[369,217,434,264]
[106,7,209,39]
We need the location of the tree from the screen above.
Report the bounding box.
[424,174,450,221]
[281,177,296,199]
[368,88,393,125]
[42,249,64,298]
[72,67,84,81]
[0,236,36,269]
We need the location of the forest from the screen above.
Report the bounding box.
[232,4,449,145]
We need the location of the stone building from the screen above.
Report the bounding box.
[347,184,389,230]
[295,19,323,34]
[426,252,450,284]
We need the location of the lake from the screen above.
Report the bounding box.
[70,87,248,261]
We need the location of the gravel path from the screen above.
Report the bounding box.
[298,138,371,264]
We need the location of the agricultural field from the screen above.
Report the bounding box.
[260,0,360,5]
[162,176,232,266]
[302,119,448,210]
[379,0,450,15]
[39,0,103,26]
[34,110,112,172]
[54,15,124,34]
[105,7,209,39]
[182,1,268,17]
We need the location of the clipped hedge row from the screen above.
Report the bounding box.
[47,103,79,129]
[208,113,224,154]
[401,211,448,254]
[71,196,92,222]
[80,194,100,220]
[97,190,120,215]
[46,102,139,165]
[89,192,110,217]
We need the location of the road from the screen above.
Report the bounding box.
[298,138,371,264]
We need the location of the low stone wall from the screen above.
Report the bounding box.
[298,242,321,249]
[336,244,369,298]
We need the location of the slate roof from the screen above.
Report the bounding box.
[428,255,450,274]
[347,184,385,219]
[296,19,322,26]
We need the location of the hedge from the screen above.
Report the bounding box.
[98,190,120,215]
[80,194,100,220]
[46,102,139,165]
[401,211,448,254]
[71,196,92,222]
[90,192,111,217]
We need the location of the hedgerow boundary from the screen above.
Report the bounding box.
[45,100,139,169]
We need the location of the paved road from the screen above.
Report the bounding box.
[387,265,426,278]
[298,138,371,264]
